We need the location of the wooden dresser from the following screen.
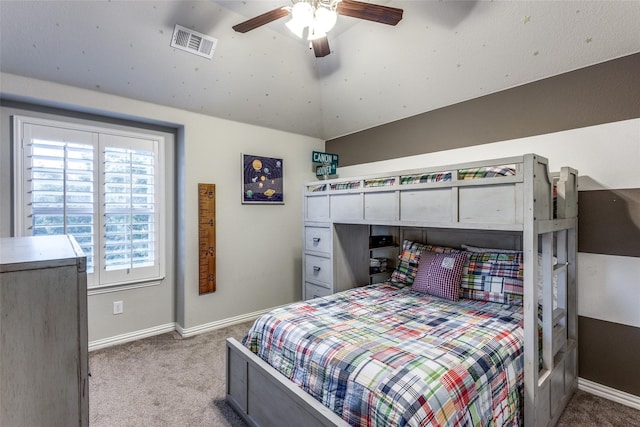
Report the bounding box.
[0,235,89,426]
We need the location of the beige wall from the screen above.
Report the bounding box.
[0,72,324,342]
[0,100,179,346]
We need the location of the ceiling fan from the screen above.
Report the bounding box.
[232,0,403,58]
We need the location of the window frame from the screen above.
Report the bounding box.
[13,115,166,290]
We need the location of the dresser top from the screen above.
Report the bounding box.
[0,235,86,273]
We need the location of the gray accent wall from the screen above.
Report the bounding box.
[578,189,640,258]
[579,317,640,396]
[326,54,640,398]
[327,53,640,167]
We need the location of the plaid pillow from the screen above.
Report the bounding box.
[411,251,467,301]
[460,251,524,305]
[390,240,458,285]
[390,240,427,285]
[462,245,559,305]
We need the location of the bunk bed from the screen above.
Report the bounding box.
[226,153,578,427]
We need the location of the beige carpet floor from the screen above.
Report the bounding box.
[89,321,640,426]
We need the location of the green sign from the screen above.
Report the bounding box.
[316,163,337,177]
[313,151,338,177]
[312,151,339,165]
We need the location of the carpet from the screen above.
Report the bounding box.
[89,321,252,426]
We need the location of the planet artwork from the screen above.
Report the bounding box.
[242,154,284,204]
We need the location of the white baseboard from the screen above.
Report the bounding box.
[578,377,640,410]
[88,304,286,350]
[176,306,280,338]
[89,322,176,351]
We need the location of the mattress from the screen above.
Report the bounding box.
[399,165,516,185]
[243,282,524,426]
[307,165,517,192]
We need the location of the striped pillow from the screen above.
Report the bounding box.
[411,251,467,301]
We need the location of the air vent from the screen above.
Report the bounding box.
[170,24,217,59]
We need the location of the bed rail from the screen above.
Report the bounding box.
[303,154,576,230]
[226,338,349,427]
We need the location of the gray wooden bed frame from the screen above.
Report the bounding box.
[227,153,578,427]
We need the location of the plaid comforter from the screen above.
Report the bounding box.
[243,282,524,426]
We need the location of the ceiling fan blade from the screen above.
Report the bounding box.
[336,0,403,25]
[311,36,331,58]
[232,7,290,33]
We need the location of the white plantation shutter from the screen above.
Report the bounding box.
[15,116,164,289]
[20,124,98,277]
[100,134,160,285]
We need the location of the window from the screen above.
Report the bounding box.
[14,116,164,289]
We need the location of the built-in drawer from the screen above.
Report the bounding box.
[304,282,331,300]
[305,195,330,221]
[330,193,363,221]
[364,191,396,221]
[459,184,518,224]
[304,226,331,253]
[400,188,452,222]
[304,254,332,286]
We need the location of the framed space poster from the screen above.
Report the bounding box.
[241,154,284,204]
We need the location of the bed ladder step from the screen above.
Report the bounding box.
[553,308,565,325]
[553,263,568,275]
[553,324,567,356]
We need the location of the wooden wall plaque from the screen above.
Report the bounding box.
[198,183,216,294]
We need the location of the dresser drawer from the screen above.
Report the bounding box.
[304,226,331,253]
[304,282,331,300]
[304,254,332,285]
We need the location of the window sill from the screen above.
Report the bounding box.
[87,276,165,295]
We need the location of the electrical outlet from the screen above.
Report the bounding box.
[113,300,124,315]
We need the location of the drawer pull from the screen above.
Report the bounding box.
[313,266,321,272]
[312,237,321,243]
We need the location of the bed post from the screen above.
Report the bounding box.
[566,225,579,397]
[523,154,540,427]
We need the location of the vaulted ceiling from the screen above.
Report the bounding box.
[1,1,639,140]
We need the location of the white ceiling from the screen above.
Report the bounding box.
[1,1,639,140]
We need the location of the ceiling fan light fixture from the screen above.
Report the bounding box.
[314,7,337,34]
[233,0,404,58]
[287,0,338,39]
[285,18,305,38]
[291,1,314,28]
